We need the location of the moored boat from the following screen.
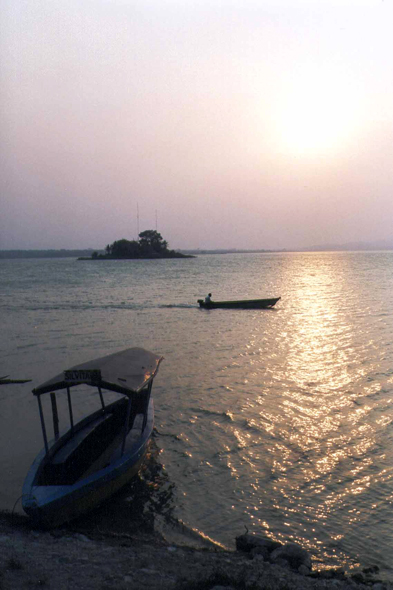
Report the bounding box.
[22,347,163,528]
[0,376,31,385]
[197,297,280,309]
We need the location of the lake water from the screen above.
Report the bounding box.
[1,252,393,577]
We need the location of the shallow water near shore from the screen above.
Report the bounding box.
[1,252,393,578]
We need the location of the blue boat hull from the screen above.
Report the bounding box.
[22,399,154,528]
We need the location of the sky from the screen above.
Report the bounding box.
[1,0,393,251]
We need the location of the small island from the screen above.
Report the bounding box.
[78,230,194,260]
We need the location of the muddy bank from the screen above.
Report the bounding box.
[0,511,391,590]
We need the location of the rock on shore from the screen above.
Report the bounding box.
[0,513,391,590]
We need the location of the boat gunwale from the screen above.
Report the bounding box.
[22,398,154,524]
[23,398,154,495]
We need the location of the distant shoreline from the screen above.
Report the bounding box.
[77,253,195,260]
[0,250,195,260]
[1,246,393,259]
[0,250,103,259]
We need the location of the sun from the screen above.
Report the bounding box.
[272,70,361,157]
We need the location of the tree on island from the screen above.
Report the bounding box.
[105,238,140,258]
[87,230,193,259]
[138,230,168,256]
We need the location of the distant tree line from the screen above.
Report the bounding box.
[89,230,193,259]
[0,249,103,259]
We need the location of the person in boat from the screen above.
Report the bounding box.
[205,293,212,304]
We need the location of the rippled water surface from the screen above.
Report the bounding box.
[1,252,393,577]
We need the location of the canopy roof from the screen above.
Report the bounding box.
[33,348,163,396]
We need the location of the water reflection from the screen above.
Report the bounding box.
[65,439,176,537]
[2,253,393,578]
[222,253,393,572]
[285,257,355,393]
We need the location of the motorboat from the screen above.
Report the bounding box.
[197,297,280,309]
[22,347,163,527]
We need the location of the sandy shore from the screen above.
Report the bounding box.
[0,511,391,590]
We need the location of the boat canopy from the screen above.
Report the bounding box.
[33,348,163,397]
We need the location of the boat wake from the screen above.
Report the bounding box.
[159,304,195,309]
[6,302,197,312]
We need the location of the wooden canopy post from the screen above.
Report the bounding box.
[66,386,74,432]
[37,395,49,454]
[98,386,105,410]
[50,392,59,440]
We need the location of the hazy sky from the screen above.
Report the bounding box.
[1,0,393,250]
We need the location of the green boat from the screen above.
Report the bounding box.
[197,297,280,309]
